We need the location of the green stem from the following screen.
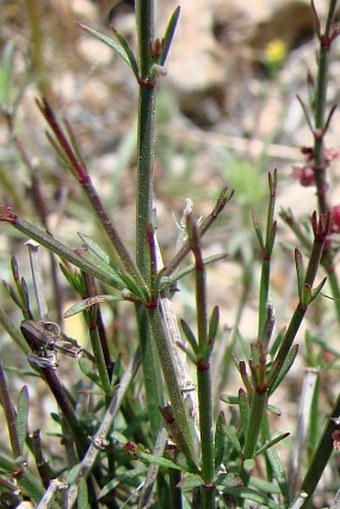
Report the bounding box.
[269,220,327,385]
[0,362,20,458]
[88,324,111,394]
[134,0,165,443]
[258,172,277,339]
[326,267,340,322]
[298,393,340,508]
[313,0,338,213]
[135,0,155,281]
[197,366,214,482]
[0,306,30,355]
[136,0,154,78]
[193,240,214,485]
[147,306,198,465]
[136,85,156,281]
[136,304,163,439]
[201,485,216,509]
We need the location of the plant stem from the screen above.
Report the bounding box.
[0,362,20,457]
[147,307,198,465]
[258,172,277,339]
[134,0,165,444]
[188,216,215,504]
[135,0,155,281]
[136,85,156,281]
[269,213,329,385]
[136,304,163,439]
[312,0,338,213]
[296,392,340,508]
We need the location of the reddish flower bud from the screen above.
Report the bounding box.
[300,146,314,162]
[0,204,17,223]
[325,147,340,162]
[292,166,315,187]
[332,429,340,450]
[331,204,340,233]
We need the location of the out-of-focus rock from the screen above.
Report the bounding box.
[167,0,250,126]
[166,0,317,126]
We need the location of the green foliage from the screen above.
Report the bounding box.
[0,0,339,508]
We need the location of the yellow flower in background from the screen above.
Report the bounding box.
[264,38,287,66]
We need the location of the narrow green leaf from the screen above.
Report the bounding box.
[0,453,17,472]
[238,388,250,433]
[2,280,21,308]
[46,130,73,169]
[238,488,278,507]
[59,263,86,295]
[255,432,290,457]
[159,6,181,66]
[66,464,82,484]
[0,40,15,105]
[214,411,226,470]
[180,319,198,354]
[11,216,124,288]
[269,327,286,358]
[267,404,282,416]
[225,426,242,454]
[265,447,289,500]
[136,450,183,471]
[78,232,112,264]
[64,294,123,318]
[172,252,229,284]
[208,305,219,340]
[309,277,327,304]
[249,476,281,495]
[77,249,125,290]
[77,22,134,71]
[216,472,244,489]
[99,467,147,498]
[77,478,90,509]
[18,469,45,502]
[111,27,139,79]
[219,394,238,405]
[177,473,204,490]
[252,211,264,251]
[176,342,197,365]
[268,220,277,253]
[64,120,87,168]
[78,358,101,386]
[295,248,305,300]
[16,386,29,455]
[0,306,30,354]
[118,270,148,302]
[269,344,299,395]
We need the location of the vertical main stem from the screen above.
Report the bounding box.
[135,0,163,441]
[136,0,155,283]
[313,0,338,214]
[136,85,156,282]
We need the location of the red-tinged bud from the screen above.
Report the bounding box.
[123,441,136,453]
[149,38,164,58]
[0,204,17,223]
[323,351,336,363]
[160,405,175,424]
[332,430,340,450]
[292,166,315,187]
[311,211,332,242]
[324,148,340,162]
[11,256,19,282]
[300,146,314,162]
[332,204,340,232]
